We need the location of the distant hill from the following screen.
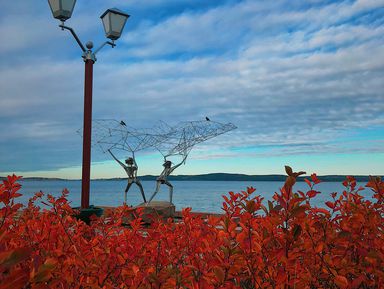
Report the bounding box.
[145,174,376,182]
[1,173,379,182]
[0,177,68,181]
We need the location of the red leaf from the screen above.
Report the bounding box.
[0,268,29,289]
[290,205,307,218]
[285,166,293,176]
[213,266,225,283]
[304,178,312,187]
[315,243,324,253]
[245,200,256,213]
[335,275,348,288]
[306,190,320,198]
[247,187,256,194]
[325,201,335,209]
[311,173,321,184]
[351,275,365,289]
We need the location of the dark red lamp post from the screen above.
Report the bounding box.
[48,0,129,211]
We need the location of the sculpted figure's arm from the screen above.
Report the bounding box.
[157,167,167,180]
[132,152,138,168]
[132,152,138,178]
[108,149,126,168]
[170,155,187,173]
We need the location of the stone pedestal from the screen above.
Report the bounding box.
[135,201,175,224]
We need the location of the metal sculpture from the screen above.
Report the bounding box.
[91,119,156,153]
[86,118,237,204]
[79,119,153,204]
[150,120,237,159]
[108,149,146,204]
[147,155,187,204]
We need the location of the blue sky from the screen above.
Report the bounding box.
[0,0,383,179]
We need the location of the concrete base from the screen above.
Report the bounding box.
[135,201,175,223]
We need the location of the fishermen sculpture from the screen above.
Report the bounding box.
[147,155,187,204]
[90,118,237,205]
[108,149,147,204]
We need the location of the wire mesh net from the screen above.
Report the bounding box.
[80,119,237,158]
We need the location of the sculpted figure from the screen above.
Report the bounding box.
[147,155,187,204]
[108,149,147,204]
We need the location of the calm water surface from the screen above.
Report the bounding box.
[17,180,371,213]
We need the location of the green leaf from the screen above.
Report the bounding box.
[292,224,302,240]
[0,248,31,269]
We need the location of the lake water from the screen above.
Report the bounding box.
[15,179,373,213]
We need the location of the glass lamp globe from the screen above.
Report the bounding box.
[48,0,77,22]
[100,8,130,41]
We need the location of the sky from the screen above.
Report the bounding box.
[0,0,383,179]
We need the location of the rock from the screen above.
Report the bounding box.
[134,201,176,224]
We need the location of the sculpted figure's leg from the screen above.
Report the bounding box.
[124,181,133,205]
[135,180,147,203]
[164,181,174,203]
[148,181,161,203]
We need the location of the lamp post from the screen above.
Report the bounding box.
[48,0,129,209]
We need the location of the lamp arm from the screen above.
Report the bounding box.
[93,41,116,56]
[59,24,86,52]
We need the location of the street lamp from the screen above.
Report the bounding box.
[101,8,129,41]
[48,0,129,211]
[48,0,76,22]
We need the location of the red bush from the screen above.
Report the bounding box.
[1,167,383,288]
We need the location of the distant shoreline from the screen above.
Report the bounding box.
[1,173,379,182]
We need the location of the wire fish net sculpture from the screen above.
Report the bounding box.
[150,120,237,159]
[91,119,157,153]
[87,119,237,158]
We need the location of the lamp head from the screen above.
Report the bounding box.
[48,0,76,22]
[100,8,130,41]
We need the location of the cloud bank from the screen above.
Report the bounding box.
[0,0,383,174]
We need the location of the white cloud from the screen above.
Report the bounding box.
[1,0,383,173]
